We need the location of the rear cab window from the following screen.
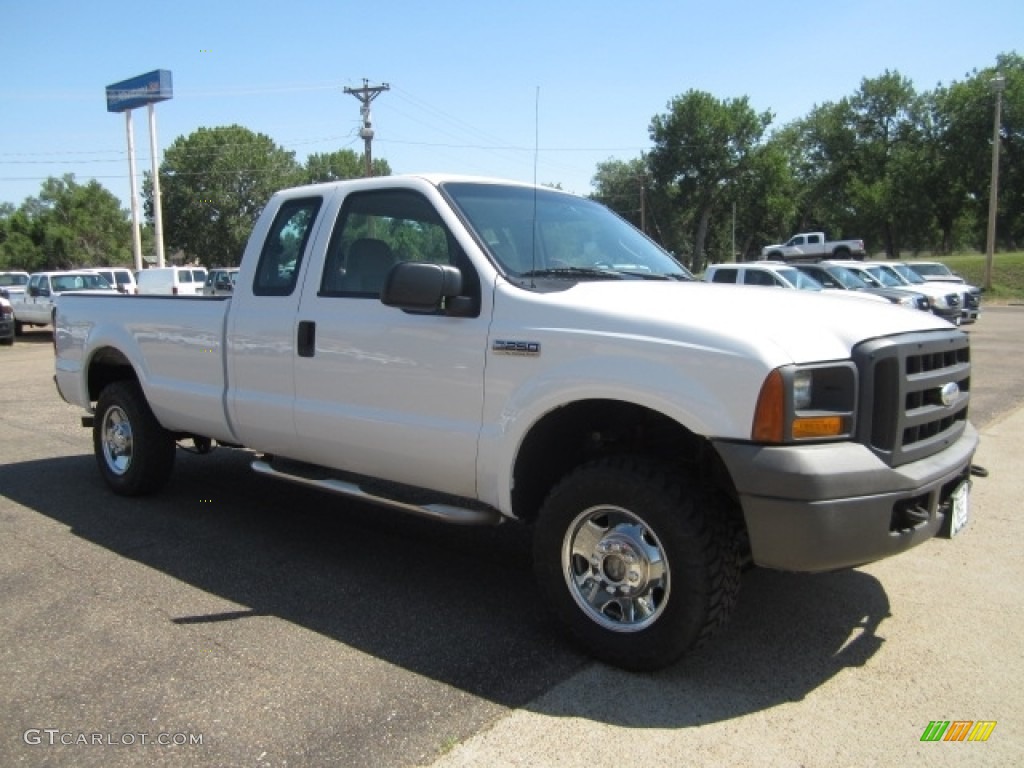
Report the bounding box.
[253,197,324,296]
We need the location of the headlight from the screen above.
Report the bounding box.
[896,295,917,308]
[752,363,857,443]
[932,295,949,308]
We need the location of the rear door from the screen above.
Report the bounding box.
[226,194,327,457]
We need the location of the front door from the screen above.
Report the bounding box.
[291,186,489,498]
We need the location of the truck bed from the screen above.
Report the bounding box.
[55,294,237,443]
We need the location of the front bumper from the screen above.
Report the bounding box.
[712,423,978,572]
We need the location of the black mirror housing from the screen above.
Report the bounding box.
[381,262,463,313]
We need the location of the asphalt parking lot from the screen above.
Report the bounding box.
[2,308,1022,767]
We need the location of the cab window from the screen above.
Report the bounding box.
[253,197,323,296]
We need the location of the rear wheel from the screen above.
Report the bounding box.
[93,381,176,496]
[533,455,742,671]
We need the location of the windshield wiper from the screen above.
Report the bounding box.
[519,267,627,279]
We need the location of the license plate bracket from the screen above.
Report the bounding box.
[947,480,970,538]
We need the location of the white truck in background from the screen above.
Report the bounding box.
[761,232,867,261]
[53,175,978,671]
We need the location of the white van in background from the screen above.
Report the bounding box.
[136,266,208,295]
[91,267,137,294]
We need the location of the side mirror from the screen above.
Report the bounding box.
[381,262,467,315]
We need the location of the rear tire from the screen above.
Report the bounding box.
[533,455,742,671]
[93,381,176,496]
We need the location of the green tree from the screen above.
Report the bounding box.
[149,125,303,267]
[305,149,390,182]
[0,175,130,270]
[647,91,773,271]
[591,157,648,230]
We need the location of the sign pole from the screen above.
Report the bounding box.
[148,103,166,267]
[125,111,143,272]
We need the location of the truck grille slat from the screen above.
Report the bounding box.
[855,331,970,467]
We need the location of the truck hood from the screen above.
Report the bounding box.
[524,279,952,366]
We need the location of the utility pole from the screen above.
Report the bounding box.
[984,72,1006,292]
[344,79,390,177]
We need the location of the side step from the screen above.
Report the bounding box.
[250,456,503,526]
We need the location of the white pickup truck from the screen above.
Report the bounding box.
[54,175,977,671]
[761,232,867,261]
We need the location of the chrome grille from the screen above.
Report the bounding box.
[854,330,970,467]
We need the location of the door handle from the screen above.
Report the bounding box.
[297,320,316,357]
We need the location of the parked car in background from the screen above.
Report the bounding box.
[136,266,207,296]
[760,232,867,261]
[903,261,981,323]
[829,260,962,325]
[203,267,239,296]
[904,261,963,282]
[0,271,30,304]
[792,263,931,313]
[865,261,978,325]
[0,296,14,345]
[704,262,826,290]
[91,267,137,294]
[13,270,118,333]
[705,262,893,308]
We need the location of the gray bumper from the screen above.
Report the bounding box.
[712,424,979,572]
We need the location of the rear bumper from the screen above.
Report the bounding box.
[712,423,978,572]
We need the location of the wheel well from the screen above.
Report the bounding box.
[87,347,138,402]
[511,399,740,525]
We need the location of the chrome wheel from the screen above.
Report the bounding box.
[101,405,133,476]
[562,505,670,632]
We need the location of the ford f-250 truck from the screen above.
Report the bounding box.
[54,175,977,671]
[761,231,867,261]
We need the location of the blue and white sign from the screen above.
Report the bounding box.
[105,69,173,113]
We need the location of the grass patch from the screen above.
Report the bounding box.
[902,251,1024,304]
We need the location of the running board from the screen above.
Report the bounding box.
[250,457,502,526]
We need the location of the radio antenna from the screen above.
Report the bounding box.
[531,86,540,283]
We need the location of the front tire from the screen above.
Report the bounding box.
[93,381,176,496]
[533,455,742,671]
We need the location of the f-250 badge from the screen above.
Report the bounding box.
[492,340,541,357]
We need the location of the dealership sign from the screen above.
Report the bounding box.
[105,69,173,113]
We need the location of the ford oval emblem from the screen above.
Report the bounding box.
[940,382,960,407]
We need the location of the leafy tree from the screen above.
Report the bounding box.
[0,175,131,270]
[305,149,390,182]
[148,125,303,267]
[647,91,773,271]
[591,157,648,229]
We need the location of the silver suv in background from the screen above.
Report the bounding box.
[792,263,931,313]
[828,261,962,325]
[203,268,239,296]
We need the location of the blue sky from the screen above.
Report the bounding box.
[1,0,1020,209]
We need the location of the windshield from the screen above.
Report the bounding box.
[889,263,925,284]
[863,266,904,288]
[825,265,871,289]
[52,274,113,292]
[442,182,693,282]
[911,263,952,278]
[0,273,29,287]
[778,267,824,291]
